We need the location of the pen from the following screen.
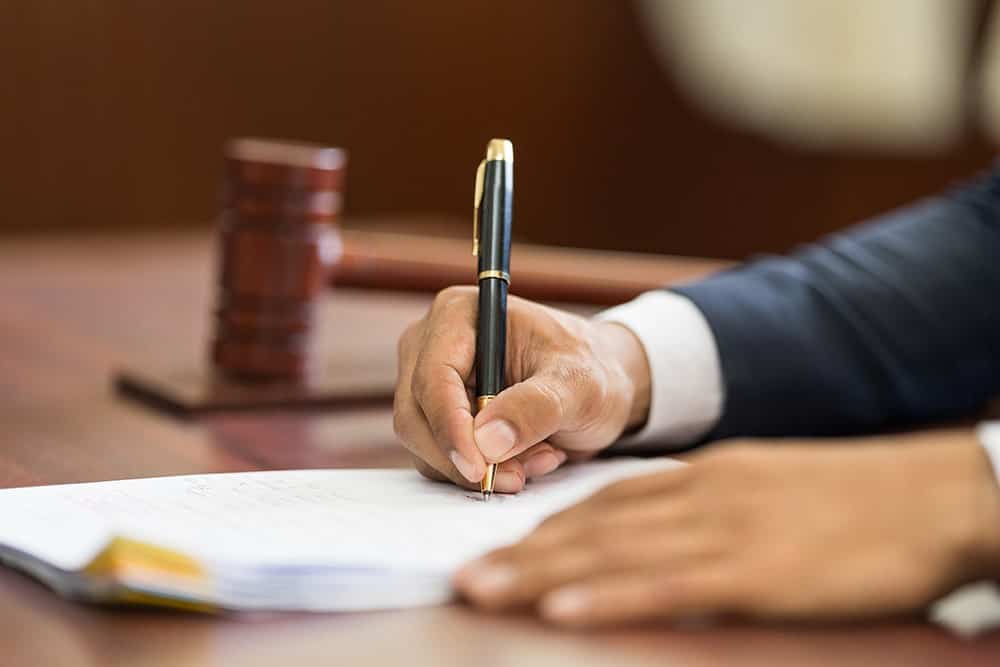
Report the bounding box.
[473,138,514,501]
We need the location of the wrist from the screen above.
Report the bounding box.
[942,433,1000,582]
[967,439,1000,579]
[596,321,651,432]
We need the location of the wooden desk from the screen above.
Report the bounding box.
[2,232,999,666]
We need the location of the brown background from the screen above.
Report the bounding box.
[2,0,996,258]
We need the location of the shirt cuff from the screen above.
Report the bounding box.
[595,291,723,451]
[976,421,1000,485]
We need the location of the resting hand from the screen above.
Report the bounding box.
[394,287,650,493]
[455,430,1000,627]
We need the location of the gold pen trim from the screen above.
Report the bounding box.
[477,270,510,284]
[476,395,498,499]
[473,159,485,256]
[476,395,496,412]
[480,464,497,499]
[486,138,514,163]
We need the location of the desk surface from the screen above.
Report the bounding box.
[2,232,999,666]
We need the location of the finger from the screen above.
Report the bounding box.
[394,389,478,490]
[456,528,715,610]
[472,374,576,463]
[411,441,525,493]
[529,494,698,548]
[538,567,737,628]
[535,468,694,536]
[411,360,484,483]
[457,544,608,611]
[563,449,597,463]
[493,459,526,494]
[534,467,695,534]
[581,466,695,505]
[524,467,694,544]
[395,319,423,381]
[396,320,470,485]
[513,442,568,479]
[409,303,486,483]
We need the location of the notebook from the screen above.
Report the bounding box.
[0,458,680,612]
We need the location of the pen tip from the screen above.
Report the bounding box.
[482,490,492,502]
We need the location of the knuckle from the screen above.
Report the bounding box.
[432,286,475,315]
[549,363,607,424]
[589,530,628,560]
[409,361,443,406]
[581,369,610,418]
[409,367,429,402]
[435,325,475,362]
[518,442,556,463]
[535,377,567,417]
[392,408,412,445]
[523,381,565,440]
[567,363,600,394]
[397,320,421,359]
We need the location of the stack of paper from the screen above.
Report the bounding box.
[0,458,679,612]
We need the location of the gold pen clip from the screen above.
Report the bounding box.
[473,159,485,257]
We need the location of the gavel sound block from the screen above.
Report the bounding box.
[115,228,727,417]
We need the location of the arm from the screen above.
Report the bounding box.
[606,167,1000,442]
[680,167,1000,437]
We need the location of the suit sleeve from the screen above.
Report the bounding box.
[673,167,1000,439]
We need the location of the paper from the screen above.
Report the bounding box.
[0,458,682,611]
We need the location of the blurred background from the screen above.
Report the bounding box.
[2,0,999,259]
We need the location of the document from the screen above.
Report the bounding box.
[0,457,681,612]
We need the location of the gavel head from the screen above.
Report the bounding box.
[211,138,347,382]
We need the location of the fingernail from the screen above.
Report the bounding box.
[494,470,524,493]
[449,450,481,482]
[524,451,561,478]
[554,449,568,464]
[541,586,591,620]
[465,564,517,596]
[475,420,517,461]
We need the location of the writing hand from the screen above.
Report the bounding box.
[394,287,651,492]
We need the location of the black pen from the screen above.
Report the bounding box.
[473,138,513,501]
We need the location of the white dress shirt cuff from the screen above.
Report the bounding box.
[976,421,1000,485]
[595,291,724,451]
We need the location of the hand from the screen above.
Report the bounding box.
[455,430,1000,627]
[394,286,651,493]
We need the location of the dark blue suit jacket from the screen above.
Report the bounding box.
[673,167,1000,439]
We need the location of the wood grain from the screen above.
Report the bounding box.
[1,233,999,666]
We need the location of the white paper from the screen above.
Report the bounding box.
[0,458,682,610]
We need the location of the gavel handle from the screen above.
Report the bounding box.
[329,230,729,306]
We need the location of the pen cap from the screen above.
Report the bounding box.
[477,146,513,275]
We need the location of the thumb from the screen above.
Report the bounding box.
[473,374,580,463]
